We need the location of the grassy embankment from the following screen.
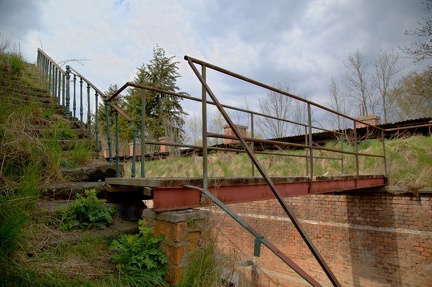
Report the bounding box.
[127,136,432,191]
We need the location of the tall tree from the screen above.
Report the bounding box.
[125,46,186,143]
[373,51,402,123]
[404,0,432,66]
[342,50,378,116]
[258,84,305,138]
[327,76,349,130]
[394,70,432,119]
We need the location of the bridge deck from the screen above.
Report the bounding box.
[105,175,386,212]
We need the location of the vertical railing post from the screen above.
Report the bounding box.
[381,129,387,176]
[94,91,99,156]
[53,66,58,102]
[104,101,113,163]
[141,89,146,178]
[340,133,344,175]
[307,103,313,179]
[73,75,77,118]
[36,50,41,74]
[62,72,66,112]
[48,62,52,95]
[115,111,120,177]
[58,69,62,106]
[80,78,84,128]
[87,84,91,138]
[65,66,71,117]
[304,125,308,176]
[353,120,359,187]
[250,112,255,177]
[201,64,208,190]
[43,54,48,81]
[132,128,137,178]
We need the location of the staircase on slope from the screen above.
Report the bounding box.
[0,68,124,216]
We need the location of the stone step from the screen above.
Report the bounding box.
[32,200,140,248]
[61,163,119,182]
[36,199,146,222]
[41,181,106,200]
[30,127,88,139]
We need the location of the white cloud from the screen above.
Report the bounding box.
[0,0,430,121]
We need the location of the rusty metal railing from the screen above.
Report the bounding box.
[185,55,342,286]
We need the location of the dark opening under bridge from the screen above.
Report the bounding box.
[37,50,431,287]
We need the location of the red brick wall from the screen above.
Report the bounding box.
[213,191,432,287]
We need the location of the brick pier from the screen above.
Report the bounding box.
[142,208,211,284]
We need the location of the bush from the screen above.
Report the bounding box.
[110,220,168,286]
[59,189,115,230]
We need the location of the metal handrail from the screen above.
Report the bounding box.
[36,49,131,160]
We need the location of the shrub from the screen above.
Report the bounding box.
[110,220,168,286]
[59,189,115,230]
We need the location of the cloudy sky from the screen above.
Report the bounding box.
[0,0,430,119]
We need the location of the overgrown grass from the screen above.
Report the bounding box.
[124,136,432,190]
[0,48,51,280]
[0,40,100,285]
[175,236,235,287]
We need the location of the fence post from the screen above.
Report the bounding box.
[115,111,120,177]
[307,103,313,179]
[105,101,113,163]
[80,78,84,128]
[201,64,208,190]
[65,66,71,117]
[353,120,359,188]
[132,128,137,178]
[73,75,77,118]
[87,84,91,138]
[141,89,146,178]
[94,91,99,156]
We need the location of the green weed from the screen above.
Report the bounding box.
[59,189,115,230]
[110,220,168,286]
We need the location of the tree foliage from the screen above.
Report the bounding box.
[394,70,432,119]
[125,46,186,143]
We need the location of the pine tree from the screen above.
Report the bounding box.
[125,46,186,143]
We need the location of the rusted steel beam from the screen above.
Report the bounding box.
[152,177,386,212]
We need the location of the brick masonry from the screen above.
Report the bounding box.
[212,190,432,287]
[142,208,211,284]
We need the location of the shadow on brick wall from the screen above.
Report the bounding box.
[347,193,401,286]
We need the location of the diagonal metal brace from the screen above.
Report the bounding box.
[183,184,322,287]
[185,56,341,287]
